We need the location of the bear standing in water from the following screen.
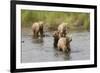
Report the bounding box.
[58,23,69,38]
[57,36,72,53]
[53,30,59,48]
[32,21,44,38]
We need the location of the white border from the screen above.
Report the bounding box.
[16,4,94,69]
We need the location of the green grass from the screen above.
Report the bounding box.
[21,9,90,31]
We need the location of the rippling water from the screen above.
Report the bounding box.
[21,28,90,63]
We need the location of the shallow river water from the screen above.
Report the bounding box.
[21,28,90,63]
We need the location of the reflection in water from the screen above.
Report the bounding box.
[21,30,90,63]
[53,47,71,60]
[32,37,44,44]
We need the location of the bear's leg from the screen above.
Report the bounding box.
[62,47,67,53]
[54,39,58,48]
[54,42,57,48]
[33,30,36,37]
[35,31,38,38]
[67,44,71,52]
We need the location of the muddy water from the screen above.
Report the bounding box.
[21,28,90,63]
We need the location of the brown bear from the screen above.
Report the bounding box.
[53,30,59,48]
[32,21,44,37]
[57,35,72,53]
[58,23,68,38]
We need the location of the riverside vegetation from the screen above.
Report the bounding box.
[21,10,90,31]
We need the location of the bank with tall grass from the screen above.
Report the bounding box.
[21,10,90,31]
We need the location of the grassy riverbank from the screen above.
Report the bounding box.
[21,10,90,31]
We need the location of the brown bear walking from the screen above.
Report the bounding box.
[32,21,44,37]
